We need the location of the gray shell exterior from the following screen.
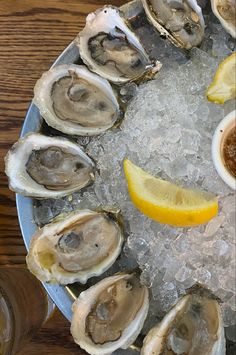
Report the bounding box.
[210,0,236,38]
[33,64,120,136]
[141,0,205,49]
[141,294,226,355]
[26,209,124,284]
[5,133,95,198]
[71,273,149,355]
[77,6,158,84]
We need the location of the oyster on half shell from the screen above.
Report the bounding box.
[141,293,225,355]
[211,0,236,38]
[142,0,205,49]
[77,6,160,84]
[5,133,95,198]
[26,209,124,284]
[71,272,149,355]
[34,64,120,136]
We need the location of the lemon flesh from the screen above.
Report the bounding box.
[206,52,236,104]
[124,159,218,227]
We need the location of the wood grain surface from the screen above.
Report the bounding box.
[0,1,126,353]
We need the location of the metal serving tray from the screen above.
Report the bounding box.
[16,0,144,322]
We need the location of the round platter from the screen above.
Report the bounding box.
[14,0,235,352]
[16,0,144,324]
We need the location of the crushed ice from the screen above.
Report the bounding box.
[34,7,236,335]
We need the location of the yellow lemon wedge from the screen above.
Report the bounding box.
[206,52,236,104]
[124,159,218,227]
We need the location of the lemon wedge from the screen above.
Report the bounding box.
[206,52,236,104]
[124,159,218,227]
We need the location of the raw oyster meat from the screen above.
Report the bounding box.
[5,133,95,198]
[142,0,205,49]
[71,273,149,355]
[34,64,120,136]
[77,6,159,84]
[211,0,236,38]
[141,292,225,354]
[26,209,124,284]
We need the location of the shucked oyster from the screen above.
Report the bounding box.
[211,0,236,38]
[141,292,225,355]
[142,0,205,49]
[77,6,159,84]
[34,64,120,136]
[26,209,124,284]
[71,273,149,355]
[5,133,94,198]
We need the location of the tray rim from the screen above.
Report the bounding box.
[16,40,80,321]
[16,0,143,322]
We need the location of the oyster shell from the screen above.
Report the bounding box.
[33,64,120,136]
[77,6,158,84]
[26,209,123,284]
[211,0,236,38]
[142,0,205,49]
[71,272,149,355]
[141,293,225,354]
[5,133,95,198]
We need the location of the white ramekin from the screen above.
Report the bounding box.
[212,109,236,190]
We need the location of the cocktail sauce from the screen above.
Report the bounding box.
[223,126,236,178]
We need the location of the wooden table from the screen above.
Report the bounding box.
[0,1,126,353]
